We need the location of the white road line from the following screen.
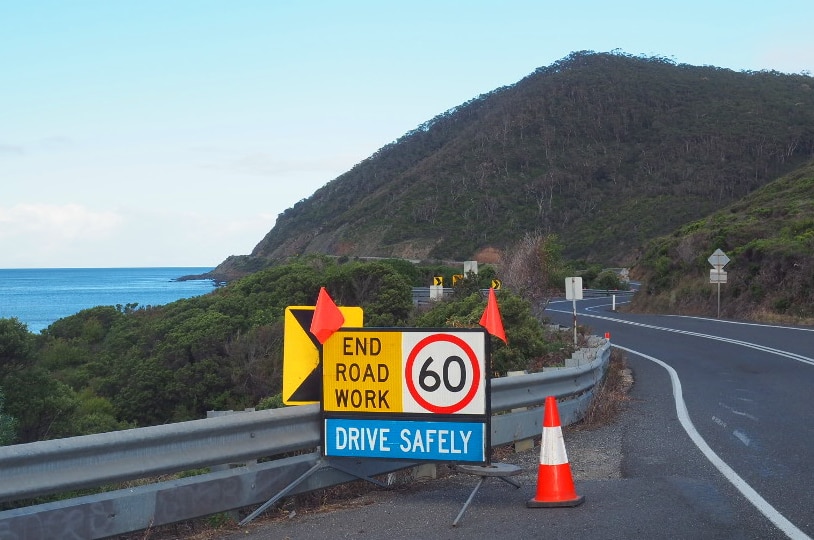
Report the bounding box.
[548,308,814,367]
[615,344,810,540]
[664,315,814,333]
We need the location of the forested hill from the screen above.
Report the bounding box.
[214,51,814,280]
[631,159,814,321]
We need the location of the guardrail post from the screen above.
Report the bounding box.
[206,409,257,523]
[507,370,535,453]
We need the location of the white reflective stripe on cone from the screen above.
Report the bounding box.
[540,425,568,465]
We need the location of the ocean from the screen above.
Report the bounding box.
[0,267,216,334]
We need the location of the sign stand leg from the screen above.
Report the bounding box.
[452,462,522,526]
[239,451,388,526]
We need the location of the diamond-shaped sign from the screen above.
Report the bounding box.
[708,249,730,269]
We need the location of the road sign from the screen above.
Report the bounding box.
[708,249,730,269]
[321,328,489,463]
[452,274,464,285]
[707,249,730,319]
[403,331,484,414]
[564,277,583,300]
[282,306,363,405]
[491,279,502,290]
[565,277,583,346]
[322,329,486,415]
[324,417,486,462]
[710,269,727,283]
[433,276,444,286]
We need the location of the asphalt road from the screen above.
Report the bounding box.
[224,295,813,540]
[547,294,813,539]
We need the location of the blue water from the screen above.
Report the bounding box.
[0,267,216,334]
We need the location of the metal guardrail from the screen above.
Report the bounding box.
[411,287,634,304]
[0,340,610,539]
[581,288,635,298]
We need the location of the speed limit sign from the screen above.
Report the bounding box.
[402,331,486,415]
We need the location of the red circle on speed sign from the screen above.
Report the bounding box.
[404,333,481,414]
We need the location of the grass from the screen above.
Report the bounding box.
[574,348,632,428]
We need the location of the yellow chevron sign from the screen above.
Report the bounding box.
[282,306,364,405]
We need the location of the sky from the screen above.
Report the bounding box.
[2,1,813,268]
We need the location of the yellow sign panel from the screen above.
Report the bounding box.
[452,274,464,285]
[433,276,443,286]
[282,306,363,405]
[491,279,502,290]
[322,330,403,413]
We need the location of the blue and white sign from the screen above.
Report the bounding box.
[324,417,486,462]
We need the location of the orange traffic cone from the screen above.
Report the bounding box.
[527,396,585,508]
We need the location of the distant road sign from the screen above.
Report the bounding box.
[565,277,583,300]
[452,274,464,285]
[708,249,730,318]
[433,276,444,286]
[710,269,728,283]
[708,249,730,269]
[282,306,363,405]
[491,279,502,290]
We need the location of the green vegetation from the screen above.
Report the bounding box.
[591,269,629,291]
[0,389,15,446]
[632,161,814,321]
[0,250,568,444]
[413,290,548,375]
[214,51,814,280]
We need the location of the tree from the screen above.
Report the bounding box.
[593,269,626,291]
[500,232,565,318]
[0,318,34,377]
[2,368,80,442]
[0,388,16,445]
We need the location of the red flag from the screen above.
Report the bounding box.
[310,287,345,344]
[479,287,507,344]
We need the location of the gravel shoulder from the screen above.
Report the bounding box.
[202,419,626,540]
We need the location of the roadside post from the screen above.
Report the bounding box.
[565,277,583,345]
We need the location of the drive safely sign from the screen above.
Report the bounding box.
[324,418,486,462]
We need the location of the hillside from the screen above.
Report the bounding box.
[630,160,814,321]
[211,51,814,280]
